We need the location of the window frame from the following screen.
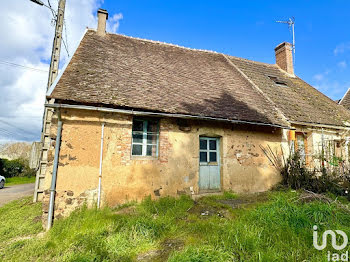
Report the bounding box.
[199,137,219,165]
[131,118,159,158]
[267,75,289,88]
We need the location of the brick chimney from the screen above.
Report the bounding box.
[275,42,294,75]
[97,9,108,36]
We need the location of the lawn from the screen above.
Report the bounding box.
[5,176,36,186]
[0,191,349,261]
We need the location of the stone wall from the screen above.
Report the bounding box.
[42,108,284,222]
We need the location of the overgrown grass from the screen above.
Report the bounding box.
[0,197,43,244]
[1,191,350,261]
[5,176,35,186]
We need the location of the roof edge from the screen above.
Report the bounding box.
[290,120,350,130]
[47,28,89,97]
[46,102,292,130]
[339,87,350,105]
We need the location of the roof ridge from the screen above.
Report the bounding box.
[87,29,221,55]
[340,87,350,105]
[227,55,276,67]
[87,28,276,67]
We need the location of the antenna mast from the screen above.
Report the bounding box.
[276,17,295,63]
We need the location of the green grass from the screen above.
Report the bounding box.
[5,176,36,186]
[1,191,350,261]
[0,197,43,244]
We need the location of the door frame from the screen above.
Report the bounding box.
[198,136,222,192]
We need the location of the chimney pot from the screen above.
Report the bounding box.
[275,42,294,75]
[97,8,108,36]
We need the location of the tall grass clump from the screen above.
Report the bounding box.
[281,151,349,197]
[261,145,350,198]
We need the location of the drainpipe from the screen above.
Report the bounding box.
[97,123,105,208]
[47,109,63,230]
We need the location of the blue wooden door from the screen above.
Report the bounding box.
[199,137,220,191]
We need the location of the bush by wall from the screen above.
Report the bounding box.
[280,151,349,199]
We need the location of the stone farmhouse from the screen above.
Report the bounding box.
[34,9,350,224]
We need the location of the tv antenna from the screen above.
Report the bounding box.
[276,17,295,63]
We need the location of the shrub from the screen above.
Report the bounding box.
[280,151,349,198]
[0,158,35,178]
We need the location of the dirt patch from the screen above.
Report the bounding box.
[217,199,249,209]
[187,199,231,219]
[114,206,137,215]
[137,238,184,262]
[188,192,270,219]
[238,192,270,203]
[32,215,42,223]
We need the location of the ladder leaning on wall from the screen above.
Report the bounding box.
[33,0,66,202]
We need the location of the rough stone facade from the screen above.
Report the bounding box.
[42,108,285,221]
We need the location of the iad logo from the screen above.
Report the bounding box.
[313,225,349,261]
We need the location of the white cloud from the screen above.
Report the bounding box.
[337,61,347,69]
[313,70,330,82]
[313,80,350,101]
[0,0,122,142]
[334,42,350,56]
[313,73,324,81]
[107,13,123,34]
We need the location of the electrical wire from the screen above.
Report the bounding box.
[0,128,32,139]
[62,34,70,58]
[0,60,48,73]
[47,0,57,18]
[63,19,70,57]
[0,127,37,140]
[0,120,38,137]
[47,0,70,57]
[0,116,41,119]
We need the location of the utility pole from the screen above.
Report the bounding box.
[33,0,66,202]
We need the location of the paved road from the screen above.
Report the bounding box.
[0,183,35,207]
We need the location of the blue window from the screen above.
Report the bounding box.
[132,119,159,157]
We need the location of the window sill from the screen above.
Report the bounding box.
[131,156,159,161]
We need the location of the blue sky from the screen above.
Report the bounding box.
[102,0,350,100]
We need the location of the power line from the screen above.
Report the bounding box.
[0,119,38,136]
[0,128,16,137]
[63,19,70,57]
[47,0,69,57]
[0,128,30,139]
[0,127,38,140]
[0,60,48,73]
[62,34,70,57]
[47,0,57,18]
[0,116,42,119]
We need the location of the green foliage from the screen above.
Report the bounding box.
[168,245,233,262]
[280,151,349,198]
[5,176,36,186]
[138,195,194,218]
[0,197,42,244]
[0,158,35,178]
[1,192,350,261]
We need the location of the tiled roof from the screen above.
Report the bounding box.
[340,88,350,110]
[49,29,350,128]
[228,57,350,127]
[49,30,288,127]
